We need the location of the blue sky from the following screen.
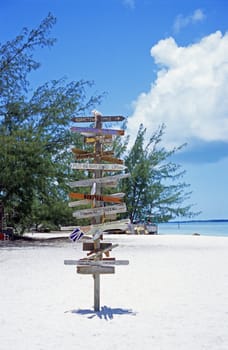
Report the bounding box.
[0,0,228,220]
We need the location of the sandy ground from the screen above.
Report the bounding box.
[1,234,228,350]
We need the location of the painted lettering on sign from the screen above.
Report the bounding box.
[71,126,124,136]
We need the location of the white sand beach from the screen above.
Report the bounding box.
[1,234,228,350]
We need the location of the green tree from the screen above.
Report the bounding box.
[121,123,198,223]
[0,14,102,233]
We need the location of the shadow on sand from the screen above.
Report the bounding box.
[68,305,137,320]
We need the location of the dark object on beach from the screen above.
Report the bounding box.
[192,232,200,236]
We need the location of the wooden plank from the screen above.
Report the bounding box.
[100,156,123,164]
[72,203,127,219]
[109,192,125,198]
[71,148,92,155]
[84,135,113,144]
[61,219,129,233]
[77,265,115,274]
[69,192,123,203]
[68,199,90,207]
[87,243,119,259]
[72,116,125,123]
[72,148,114,157]
[83,242,112,251]
[64,259,129,266]
[71,126,125,136]
[86,218,130,235]
[68,173,130,187]
[75,152,115,160]
[94,273,100,311]
[71,163,127,171]
[101,182,118,188]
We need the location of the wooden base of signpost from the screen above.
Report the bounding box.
[94,273,100,312]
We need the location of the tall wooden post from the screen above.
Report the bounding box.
[93,113,102,311]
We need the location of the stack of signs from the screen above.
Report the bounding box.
[68,113,129,222]
[64,111,129,311]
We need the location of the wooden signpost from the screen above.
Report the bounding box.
[69,192,123,203]
[67,173,130,187]
[84,135,113,144]
[72,148,114,157]
[71,126,125,136]
[71,115,125,123]
[72,203,127,219]
[64,111,129,312]
[70,162,127,171]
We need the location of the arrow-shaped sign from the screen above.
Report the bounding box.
[69,192,123,203]
[71,126,124,136]
[71,163,127,171]
[71,115,125,123]
[84,135,113,144]
[100,156,123,164]
[72,148,114,157]
[68,173,130,187]
[72,203,127,219]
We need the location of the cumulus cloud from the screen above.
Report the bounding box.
[127,31,228,149]
[173,9,206,33]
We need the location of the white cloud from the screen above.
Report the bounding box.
[127,31,228,149]
[173,9,205,33]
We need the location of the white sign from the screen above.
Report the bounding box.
[72,203,127,219]
[71,163,127,171]
[68,173,130,187]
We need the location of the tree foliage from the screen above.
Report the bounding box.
[0,14,102,233]
[121,124,198,223]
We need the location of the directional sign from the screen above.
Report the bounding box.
[84,135,113,144]
[71,163,127,171]
[72,148,114,157]
[88,243,119,259]
[100,156,123,164]
[86,218,130,235]
[77,265,115,274]
[71,116,125,123]
[72,203,127,219]
[68,173,130,187]
[68,199,90,207]
[82,242,112,252]
[64,259,129,266]
[74,152,115,160]
[69,192,123,203]
[71,126,124,136]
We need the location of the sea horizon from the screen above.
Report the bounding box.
[158,220,228,237]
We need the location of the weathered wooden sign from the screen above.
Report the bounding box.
[77,265,115,275]
[64,259,129,266]
[75,153,117,160]
[99,156,124,164]
[71,126,125,136]
[68,199,90,207]
[69,192,123,203]
[85,218,130,235]
[72,148,114,157]
[68,173,130,187]
[72,203,127,219]
[71,162,127,171]
[71,115,125,123]
[83,242,112,251]
[84,135,113,144]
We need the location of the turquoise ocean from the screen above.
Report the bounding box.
[158,221,228,237]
